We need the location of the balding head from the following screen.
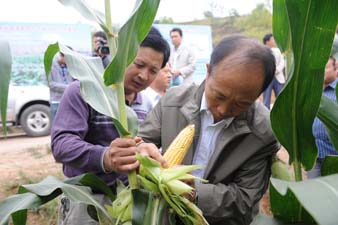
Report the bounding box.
[209,35,276,93]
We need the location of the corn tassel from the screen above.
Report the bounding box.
[163,124,195,168]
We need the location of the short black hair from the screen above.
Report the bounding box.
[170,27,183,37]
[209,35,276,93]
[263,33,273,44]
[93,31,107,40]
[141,27,170,68]
[148,26,163,37]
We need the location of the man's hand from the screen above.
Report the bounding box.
[104,138,139,172]
[136,140,168,168]
[170,69,181,79]
[103,137,168,173]
[181,178,197,202]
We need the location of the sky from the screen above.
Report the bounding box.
[0,0,268,26]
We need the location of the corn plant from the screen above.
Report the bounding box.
[0,0,208,224]
[0,40,12,136]
[252,0,338,224]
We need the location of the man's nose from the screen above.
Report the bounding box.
[139,70,149,81]
[217,103,232,116]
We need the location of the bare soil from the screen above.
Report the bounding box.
[0,134,63,224]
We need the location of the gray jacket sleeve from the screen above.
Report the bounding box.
[138,99,163,147]
[195,142,279,224]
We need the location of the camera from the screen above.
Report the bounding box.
[95,37,110,55]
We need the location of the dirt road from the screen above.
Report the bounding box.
[0,135,62,200]
[0,135,51,152]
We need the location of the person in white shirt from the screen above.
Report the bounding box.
[169,27,196,86]
[262,33,285,109]
[142,63,172,107]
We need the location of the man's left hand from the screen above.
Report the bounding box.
[135,138,168,168]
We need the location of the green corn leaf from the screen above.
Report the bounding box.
[161,165,203,183]
[0,175,114,225]
[12,210,27,225]
[43,42,59,83]
[112,186,132,218]
[136,153,161,183]
[272,0,291,53]
[321,155,338,176]
[251,214,310,225]
[0,40,12,136]
[44,43,138,137]
[123,203,133,222]
[103,0,161,86]
[132,189,167,225]
[272,0,294,79]
[172,173,208,183]
[135,154,209,224]
[317,95,338,151]
[58,0,109,34]
[64,173,116,201]
[116,179,126,194]
[166,179,193,196]
[270,175,338,224]
[137,175,160,192]
[0,193,42,225]
[270,0,338,174]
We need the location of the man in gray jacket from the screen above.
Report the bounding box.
[138,35,280,225]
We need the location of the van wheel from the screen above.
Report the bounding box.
[20,104,51,137]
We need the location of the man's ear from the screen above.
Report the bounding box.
[206,64,211,80]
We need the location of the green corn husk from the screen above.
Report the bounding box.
[107,153,209,225]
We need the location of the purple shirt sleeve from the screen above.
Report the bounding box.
[51,81,105,175]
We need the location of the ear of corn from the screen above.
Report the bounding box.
[163,124,195,168]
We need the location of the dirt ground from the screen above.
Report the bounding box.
[0,128,290,224]
[0,134,62,224]
[0,136,61,199]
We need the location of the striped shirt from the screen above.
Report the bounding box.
[312,78,338,158]
[52,81,153,187]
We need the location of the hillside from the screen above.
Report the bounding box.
[158,4,272,47]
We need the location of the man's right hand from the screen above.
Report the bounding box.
[103,138,140,173]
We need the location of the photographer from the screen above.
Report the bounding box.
[92,31,111,68]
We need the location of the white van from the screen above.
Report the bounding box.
[1,22,92,136]
[6,85,50,137]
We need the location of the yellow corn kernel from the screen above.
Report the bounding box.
[163,124,195,168]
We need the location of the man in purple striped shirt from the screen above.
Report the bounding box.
[52,28,170,224]
[307,56,338,179]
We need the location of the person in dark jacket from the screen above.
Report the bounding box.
[138,35,280,225]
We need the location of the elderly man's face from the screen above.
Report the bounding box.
[205,57,264,123]
[124,47,164,94]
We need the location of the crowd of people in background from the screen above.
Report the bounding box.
[50,27,197,118]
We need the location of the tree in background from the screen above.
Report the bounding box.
[191,3,272,46]
[154,16,174,24]
[234,3,272,40]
